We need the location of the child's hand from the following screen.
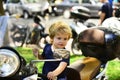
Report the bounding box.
[47,71,57,80]
[32,48,39,58]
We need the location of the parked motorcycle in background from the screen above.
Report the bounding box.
[70,6,96,55]
[10,23,29,47]
[24,15,49,48]
[10,15,49,48]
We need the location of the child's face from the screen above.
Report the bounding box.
[52,33,69,49]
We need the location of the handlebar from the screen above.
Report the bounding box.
[31,59,62,63]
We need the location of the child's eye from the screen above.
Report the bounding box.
[57,37,61,40]
[64,38,67,40]
[57,37,68,40]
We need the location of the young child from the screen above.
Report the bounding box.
[33,21,72,80]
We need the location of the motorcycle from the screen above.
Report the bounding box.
[24,15,49,48]
[10,15,49,48]
[70,6,96,55]
[0,46,109,80]
[0,46,70,80]
[10,23,29,47]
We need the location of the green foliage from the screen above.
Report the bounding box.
[106,60,120,80]
[15,47,120,80]
[15,47,44,72]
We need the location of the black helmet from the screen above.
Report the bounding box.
[77,28,117,63]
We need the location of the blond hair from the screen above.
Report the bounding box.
[49,21,72,40]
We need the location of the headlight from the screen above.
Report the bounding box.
[0,47,21,77]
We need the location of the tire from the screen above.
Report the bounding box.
[71,37,82,55]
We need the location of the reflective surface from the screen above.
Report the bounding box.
[0,48,20,77]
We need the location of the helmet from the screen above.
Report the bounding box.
[77,28,117,63]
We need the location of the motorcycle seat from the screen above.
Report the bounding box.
[66,57,101,80]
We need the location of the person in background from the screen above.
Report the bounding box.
[0,0,10,47]
[102,5,120,28]
[98,0,113,26]
[33,21,72,80]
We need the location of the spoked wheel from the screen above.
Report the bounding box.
[71,38,82,55]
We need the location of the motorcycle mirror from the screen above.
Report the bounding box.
[53,49,70,59]
[0,47,21,77]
